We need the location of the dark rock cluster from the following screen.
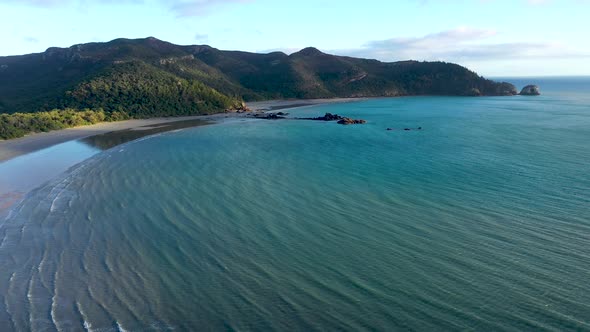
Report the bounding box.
[302,113,367,125]
[387,127,422,131]
[254,112,286,119]
[337,117,367,125]
[306,112,343,121]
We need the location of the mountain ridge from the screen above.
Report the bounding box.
[0,36,518,117]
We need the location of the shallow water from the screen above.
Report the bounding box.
[81,118,211,150]
[0,119,212,217]
[1,78,589,330]
[0,141,100,207]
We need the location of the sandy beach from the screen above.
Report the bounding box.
[0,98,361,163]
[0,98,364,216]
[0,113,229,163]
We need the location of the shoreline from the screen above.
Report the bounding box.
[0,113,229,163]
[0,98,361,163]
[0,98,360,217]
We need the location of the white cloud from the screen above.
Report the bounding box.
[166,0,251,16]
[23,36,40,43]
[194,33,209,43]
[336,27,590,63]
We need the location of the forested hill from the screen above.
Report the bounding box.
[0,37,517,116]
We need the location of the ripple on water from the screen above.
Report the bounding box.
[1,94,590,330]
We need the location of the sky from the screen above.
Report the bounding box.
[0,0,589,76]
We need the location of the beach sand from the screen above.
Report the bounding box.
[0,114,228,163]
[0,98,361,163]
[0,98,362,216]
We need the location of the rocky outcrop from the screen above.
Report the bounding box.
[387,127,422,131]
[227,102,252,113]
[497,82,519,96]
[254,112,286,119]
[467,88,482,96]
[159,55,194,65]
[463,83,517,96]
[302,113,366,124]
[43,46,83,62]
[520,85,540,96]
[337,118,367,125]
[306,112,342,121]
[299,113,366,125]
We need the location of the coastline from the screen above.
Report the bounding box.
[0,98,361,163]
[0,98,360,217]
[0,113,228,163]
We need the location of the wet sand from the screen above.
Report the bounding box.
[0,98,362,163]
[0,114,230,163]
[0,98,364,216]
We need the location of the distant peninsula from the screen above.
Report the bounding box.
[0,37,520,139]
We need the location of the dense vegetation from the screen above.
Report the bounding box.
[0,37,518,139]
[0,108,125,139]
[61,61,240,117]
[0,60,242,139]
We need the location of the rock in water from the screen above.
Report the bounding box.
[337,117,366,125]
[312,113,342,121]
[299,113,366,124]
[520,85,540,96]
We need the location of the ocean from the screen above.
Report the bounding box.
[0,77,589,331]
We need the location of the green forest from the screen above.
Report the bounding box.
[0,61,241,139]
[0,109,127,139]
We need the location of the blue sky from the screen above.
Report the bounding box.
[1,0,589,76]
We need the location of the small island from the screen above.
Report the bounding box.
[520,85,541,96]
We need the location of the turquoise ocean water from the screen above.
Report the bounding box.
[0,78,589,331]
